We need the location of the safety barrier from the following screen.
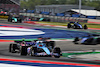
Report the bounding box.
[20,13,88,23]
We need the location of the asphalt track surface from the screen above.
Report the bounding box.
[0,19,100,65]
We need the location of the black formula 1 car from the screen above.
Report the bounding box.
[73,36,100,45]
[67,22,88,29]
[9,40,31,55]
[8,15,22,23]
[9,38,61,58]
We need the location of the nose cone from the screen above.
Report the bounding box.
[43,47,51,55]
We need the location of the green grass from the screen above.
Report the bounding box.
[85,23,100,28]
[37,21,100,29]
[37,21,67,26]
[62,52,100,57]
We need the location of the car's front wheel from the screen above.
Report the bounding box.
[53,47,61,58]
[83,24,88,29]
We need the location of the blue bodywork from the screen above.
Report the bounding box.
[10,39,60,58]
[12,17,18,22]
[35,41,51,55]
[81,37,88,43]
[69,22,83,29]
[14,40,51,55]
[74,22,83,28]
[79,36,100,45]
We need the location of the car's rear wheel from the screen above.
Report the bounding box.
[20,46,27,56]
[46,41,55,51]
[8,16,12,22]
[83,24,88,29]
[8,19,12,22]
[48,41,55,48]
[18,19,22,23]
[30,47,37,56]
[9,44,16,53]
[19,19,22,23]
[97,38,100,44]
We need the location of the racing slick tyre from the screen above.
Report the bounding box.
[8,19,12,22]
[84,38,97,45]
[8,16,12,22]
[46,41,55,51]
[30,47,37,56]
[53,47,61,58]
[97,38,100,44]
[42,17,50,21]
[20,46,27,56]
[73,37,79,44]
[9,44,17,53]
[48,41,55,49]
[8,19,10,22]
[73,24,77,29]
[83,24,88,29]
[67,23,71,28]
[18,19,22,23]
[19,19,22,23]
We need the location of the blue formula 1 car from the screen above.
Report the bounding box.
[67,22,88,29]
[9,38,61,58]
[8,15,22,23]
[27,41,61,58]
[73,36,100,45]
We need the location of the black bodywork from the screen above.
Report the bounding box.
[67,22,88,29]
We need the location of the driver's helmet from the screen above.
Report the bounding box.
[77,22,79,24]
[20,41,26,46]
[36,41,43,44]
[36,41,44,47]
[21,39,25,43]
